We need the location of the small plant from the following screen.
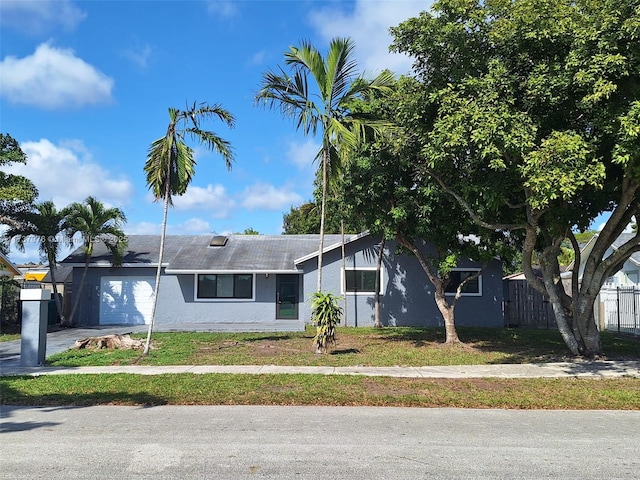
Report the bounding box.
[311,292,343,353]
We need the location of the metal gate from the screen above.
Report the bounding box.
[600,286,640,336]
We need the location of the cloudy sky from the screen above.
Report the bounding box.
[0,0,430,263]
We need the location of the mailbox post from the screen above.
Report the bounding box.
[20,289,50,366]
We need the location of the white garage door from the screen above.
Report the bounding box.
[100,276,156,325]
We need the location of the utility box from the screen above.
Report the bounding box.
[20,289,50,366]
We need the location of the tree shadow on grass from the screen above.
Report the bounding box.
[0,379,168,407]
[330,348,360,355]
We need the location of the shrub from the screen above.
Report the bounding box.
[311,292,343,353]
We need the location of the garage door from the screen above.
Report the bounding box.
[100,276,156,325]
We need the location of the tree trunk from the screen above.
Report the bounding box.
[373,237,385,328]
[143,187,170,356]
[434,286,461,344]
[48,264,66,326]
[66,258,90,326]
[397,235,461,343]
[317,149,328,293]
[341,220,348,327]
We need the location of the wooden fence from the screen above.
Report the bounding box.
[503,279,557,329]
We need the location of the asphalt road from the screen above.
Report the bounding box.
[1,406,639,479]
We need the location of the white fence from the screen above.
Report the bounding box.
[600,286,640,336]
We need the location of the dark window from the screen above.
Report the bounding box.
[345,270,378,293]
[197,274,253,299]
[444,270,481,295]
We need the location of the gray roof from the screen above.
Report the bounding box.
[61,234,352,272]
[611,232,640,265]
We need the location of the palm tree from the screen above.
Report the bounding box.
[255,37,394,292]
[65,196,127,326]
[143,101,235,355]
[3,200,70,325]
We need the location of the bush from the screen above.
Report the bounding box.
[311,292,343,353]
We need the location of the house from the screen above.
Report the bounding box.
[572,232,640,334]
[59,232,504,331]
[0,252,21,278]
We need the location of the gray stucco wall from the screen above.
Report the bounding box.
[154,272,304,329]
[71,235,503,330]
[71,267,157,326]
[302,236,504,328]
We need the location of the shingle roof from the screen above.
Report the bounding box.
[611,232,640,265]
[60,234,350,272]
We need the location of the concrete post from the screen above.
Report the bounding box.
[20,289,50,366]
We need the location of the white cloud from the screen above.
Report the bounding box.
[124,222,162,236]
[206,0,238,18]
[172,184,234,218]
[0,42,114,109]
[308,0,430,75]
[121,43,154,69]
[248,50,267,66]
[0,0,86,35]
[286,139,320,171]
[5,138,134,209]
[124,218,212,236]
[240,183,303,211]
[174,218,213,234]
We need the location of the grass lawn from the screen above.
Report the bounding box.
[0,333,20,342]
[45,326,640,367]
[2,326,639,409]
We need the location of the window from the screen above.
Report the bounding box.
[344,269,379,294]
[444,269,482,296]
[197,274,253,299]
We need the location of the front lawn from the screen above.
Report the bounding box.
[45,326,640,367]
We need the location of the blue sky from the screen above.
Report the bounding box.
[0,0,428,264]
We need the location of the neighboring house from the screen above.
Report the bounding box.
[0,252,21,278]
[571,232,640,287]
[572,232,640,334]
[59,233,504,331]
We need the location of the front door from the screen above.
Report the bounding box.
[276,274,299,319]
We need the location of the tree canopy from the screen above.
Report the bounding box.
[256,37,394,291]
[390,0,640,356]
[0,133,38,230]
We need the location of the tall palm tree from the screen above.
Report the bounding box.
[65,196,127,326]
[3,200,70,324]
[143,101,235,355]
[255,37,394,292]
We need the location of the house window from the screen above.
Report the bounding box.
[197,274,253,299]
[444,269,482,296]
[344,269,380,294]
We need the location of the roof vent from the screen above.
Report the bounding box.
[209,235,228,247]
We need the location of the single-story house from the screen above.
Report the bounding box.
[59,232,504,331]
[0,252,21,278]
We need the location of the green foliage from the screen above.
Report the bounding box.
[65,196,127,264]
[0,133,38,230]
[257,37,394,290]
[311,292,343,353]
[144,102,235,204]
[235,228,260,235]
[390,0,640,356]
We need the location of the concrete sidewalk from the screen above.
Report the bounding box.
[2,361,640,379]
[2,326,639,379]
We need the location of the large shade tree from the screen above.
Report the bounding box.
[342,85,515,340]
[3,201,70,324]
[255,37,394,291]
[390,0,640,356]
[143,102,235,355]
[65,196,127,326]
